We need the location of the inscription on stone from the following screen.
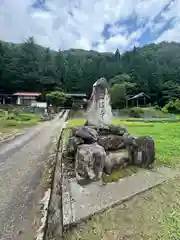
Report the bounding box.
[87,77,113,126]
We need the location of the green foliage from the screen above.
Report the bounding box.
[163,99,180,113]
[0,108,40,129]
[110,83,126,109]
[129,107,144,118]
[1,38,180,108]
[46,91,67,107]
[110,82,137,109]
[154,105,161,111]
[0,109,5,117]
[109,73,132,86]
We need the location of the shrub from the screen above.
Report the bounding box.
[154,105,161,111]
[6,113,20,121]
[163,99,180,113]
[129,107,144,118]
[162,107,168,114]
[0,109,5,117]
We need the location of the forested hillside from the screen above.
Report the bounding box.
[1,37,180,106]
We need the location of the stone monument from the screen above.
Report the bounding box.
[67,77,156,185]
[86,77,113,126]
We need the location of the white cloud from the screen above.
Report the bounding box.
[97,34,129,52]
[155,0,180,43]
[0,0,179,52]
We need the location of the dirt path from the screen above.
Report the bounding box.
[0,111,68,240]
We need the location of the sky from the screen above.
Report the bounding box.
[0,0,179,53]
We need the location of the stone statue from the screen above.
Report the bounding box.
[86,77,113,126]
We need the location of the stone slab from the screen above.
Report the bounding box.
[63,166,178,226]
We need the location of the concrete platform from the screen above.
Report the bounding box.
[63,166,178,226]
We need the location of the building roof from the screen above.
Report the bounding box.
[0,93,11,97]
[13,92,41,96]
[128,92,150,100]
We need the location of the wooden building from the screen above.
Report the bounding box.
[13,92,41,106]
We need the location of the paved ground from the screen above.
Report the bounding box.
[63,166,178,226]
[0,111,68,240]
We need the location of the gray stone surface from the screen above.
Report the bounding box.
[63,166,178,226]
[67,136,84,154]
[98,134,124,150]
[133,136,155,168]
[74,126,98,144]
[104,150,129,174]
[87,77,113,126]
[75,143,106,184]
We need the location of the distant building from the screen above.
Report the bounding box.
[0,90,12,104]
[13,92,41,106]
[65,93,87,108]
[128,92,151,107]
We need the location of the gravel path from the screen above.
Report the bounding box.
[0,111,68,240]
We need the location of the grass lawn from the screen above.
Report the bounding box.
[65,117,180,240]
[0,110,41,142]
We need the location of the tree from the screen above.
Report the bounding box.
[115,48,121,61]
[46,91,67,111]
[109,74,132,86]
[2,38,180,107]
[110,82,137,109]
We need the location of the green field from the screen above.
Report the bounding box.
[0,109,41,141]
[66,117,180,240]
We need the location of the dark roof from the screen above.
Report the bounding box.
[0,91,12,98]
[128,92,150,100]
[0,93,10,97]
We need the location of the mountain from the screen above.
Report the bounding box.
[0,38,180,106]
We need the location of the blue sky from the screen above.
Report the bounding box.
[0,0,179,52]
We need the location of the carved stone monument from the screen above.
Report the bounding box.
[86,77,113,126]
[67,77,156,185]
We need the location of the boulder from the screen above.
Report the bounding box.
[67,136,84,155]
[98,124,128,136]
[75,143,106,184]
[98,135,125,151]
[104,150,130,174]
[73,126,98,144]
[71,126,81,136]
[132,136,155,168]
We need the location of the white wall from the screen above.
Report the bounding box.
[17,96,20,105]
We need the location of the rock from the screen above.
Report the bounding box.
[104,150,130,174]
[75,143,106,184]
[67,136,84,154]
[71,126,81,136]
[98,135,125,150]
[98,124,128,136]
[74,126,98,144]
[132,136,155,168]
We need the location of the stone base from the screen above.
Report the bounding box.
[63,166,178,226]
